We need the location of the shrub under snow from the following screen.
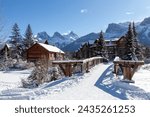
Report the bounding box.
[22,60,61,88]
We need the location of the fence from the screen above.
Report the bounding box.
[52,57,104,77]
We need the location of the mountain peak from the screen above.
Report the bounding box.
[140,17,150,26]
[69,31,75,35]
[37,31,50,40]
[53,32,64,39]
[53,31,61,36]
[105,23,127,34]
[63,31,74,35]
[63,31,79,40]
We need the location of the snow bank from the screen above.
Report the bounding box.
[0,63,150,100]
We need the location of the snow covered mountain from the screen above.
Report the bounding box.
[63,32,99,52]
[104,22,129,38]
[63,31,79,41]
[36,31,51,41]
[137,17,150,44]
[105,17,150,45]
[63,17,150,52]
[36,31,79,49]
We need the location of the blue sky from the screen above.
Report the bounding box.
[1,0,150,37]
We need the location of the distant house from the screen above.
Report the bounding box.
[75,36,128,60]
[0,43,5,51]
[0,43,11,58]
[27,43,65,62]
[105,36,127,59]
[105,38,119,59]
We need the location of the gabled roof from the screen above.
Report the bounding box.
[6,43,16,48]
[0,42,17,50]
[38,43,64,54]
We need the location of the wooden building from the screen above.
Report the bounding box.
[105,38,119,60]
[75,36,127,60]
[27,43,65,62]
[105,36,127,59]
[0,43,12,59]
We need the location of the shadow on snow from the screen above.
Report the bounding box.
[94,64,150,100]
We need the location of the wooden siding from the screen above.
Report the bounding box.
[27,43,64,61]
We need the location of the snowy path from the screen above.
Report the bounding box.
[0,63,150,100]
[38,63,118,100]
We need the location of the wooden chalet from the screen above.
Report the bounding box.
[75,36,128,60]
[27,43,65,62]
[105,38,119,60]
[0,43,12,59]
[105,36,127,59]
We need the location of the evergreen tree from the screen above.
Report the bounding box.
[23,24,35,49]
[93,39,99,56]
[10,23,22,45]
[132,22,143,60]
[10,23,22,61]
[97,31,107,58]
[22,59,49,88]
[132,22,137,38]
[123,23,136,60]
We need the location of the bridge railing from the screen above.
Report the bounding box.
[52,57,104,77]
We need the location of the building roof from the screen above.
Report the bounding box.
[105,38,120,42]
[38,43,65,54]
[0,42,19,51]
[6,43,16,48]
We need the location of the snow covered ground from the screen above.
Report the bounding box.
[0,63,150,100]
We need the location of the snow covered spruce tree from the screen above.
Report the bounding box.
[123,22,143,60]
[10,23,23,61]
[97,31,108,58]
[123,23,136,60]
[22,56,61,88]
[22,58,49,88]
[23,24,35,50]
[132,22,143,60]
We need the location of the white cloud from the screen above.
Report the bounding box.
[80,9,88,14]
[125,12,134,15]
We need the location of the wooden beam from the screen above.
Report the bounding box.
[113,60,144,81]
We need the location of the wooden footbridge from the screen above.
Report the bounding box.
[52,57,104,77]
[52,56,144,82]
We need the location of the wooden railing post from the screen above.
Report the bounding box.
[86,62,89,73]
[113,60,144,82]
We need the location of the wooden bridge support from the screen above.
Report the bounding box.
[113,60,144,82]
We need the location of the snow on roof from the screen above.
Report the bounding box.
[105,38,120,42]
[38,43,65,54]
[5,43,16,49]
[0,43,16,50]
